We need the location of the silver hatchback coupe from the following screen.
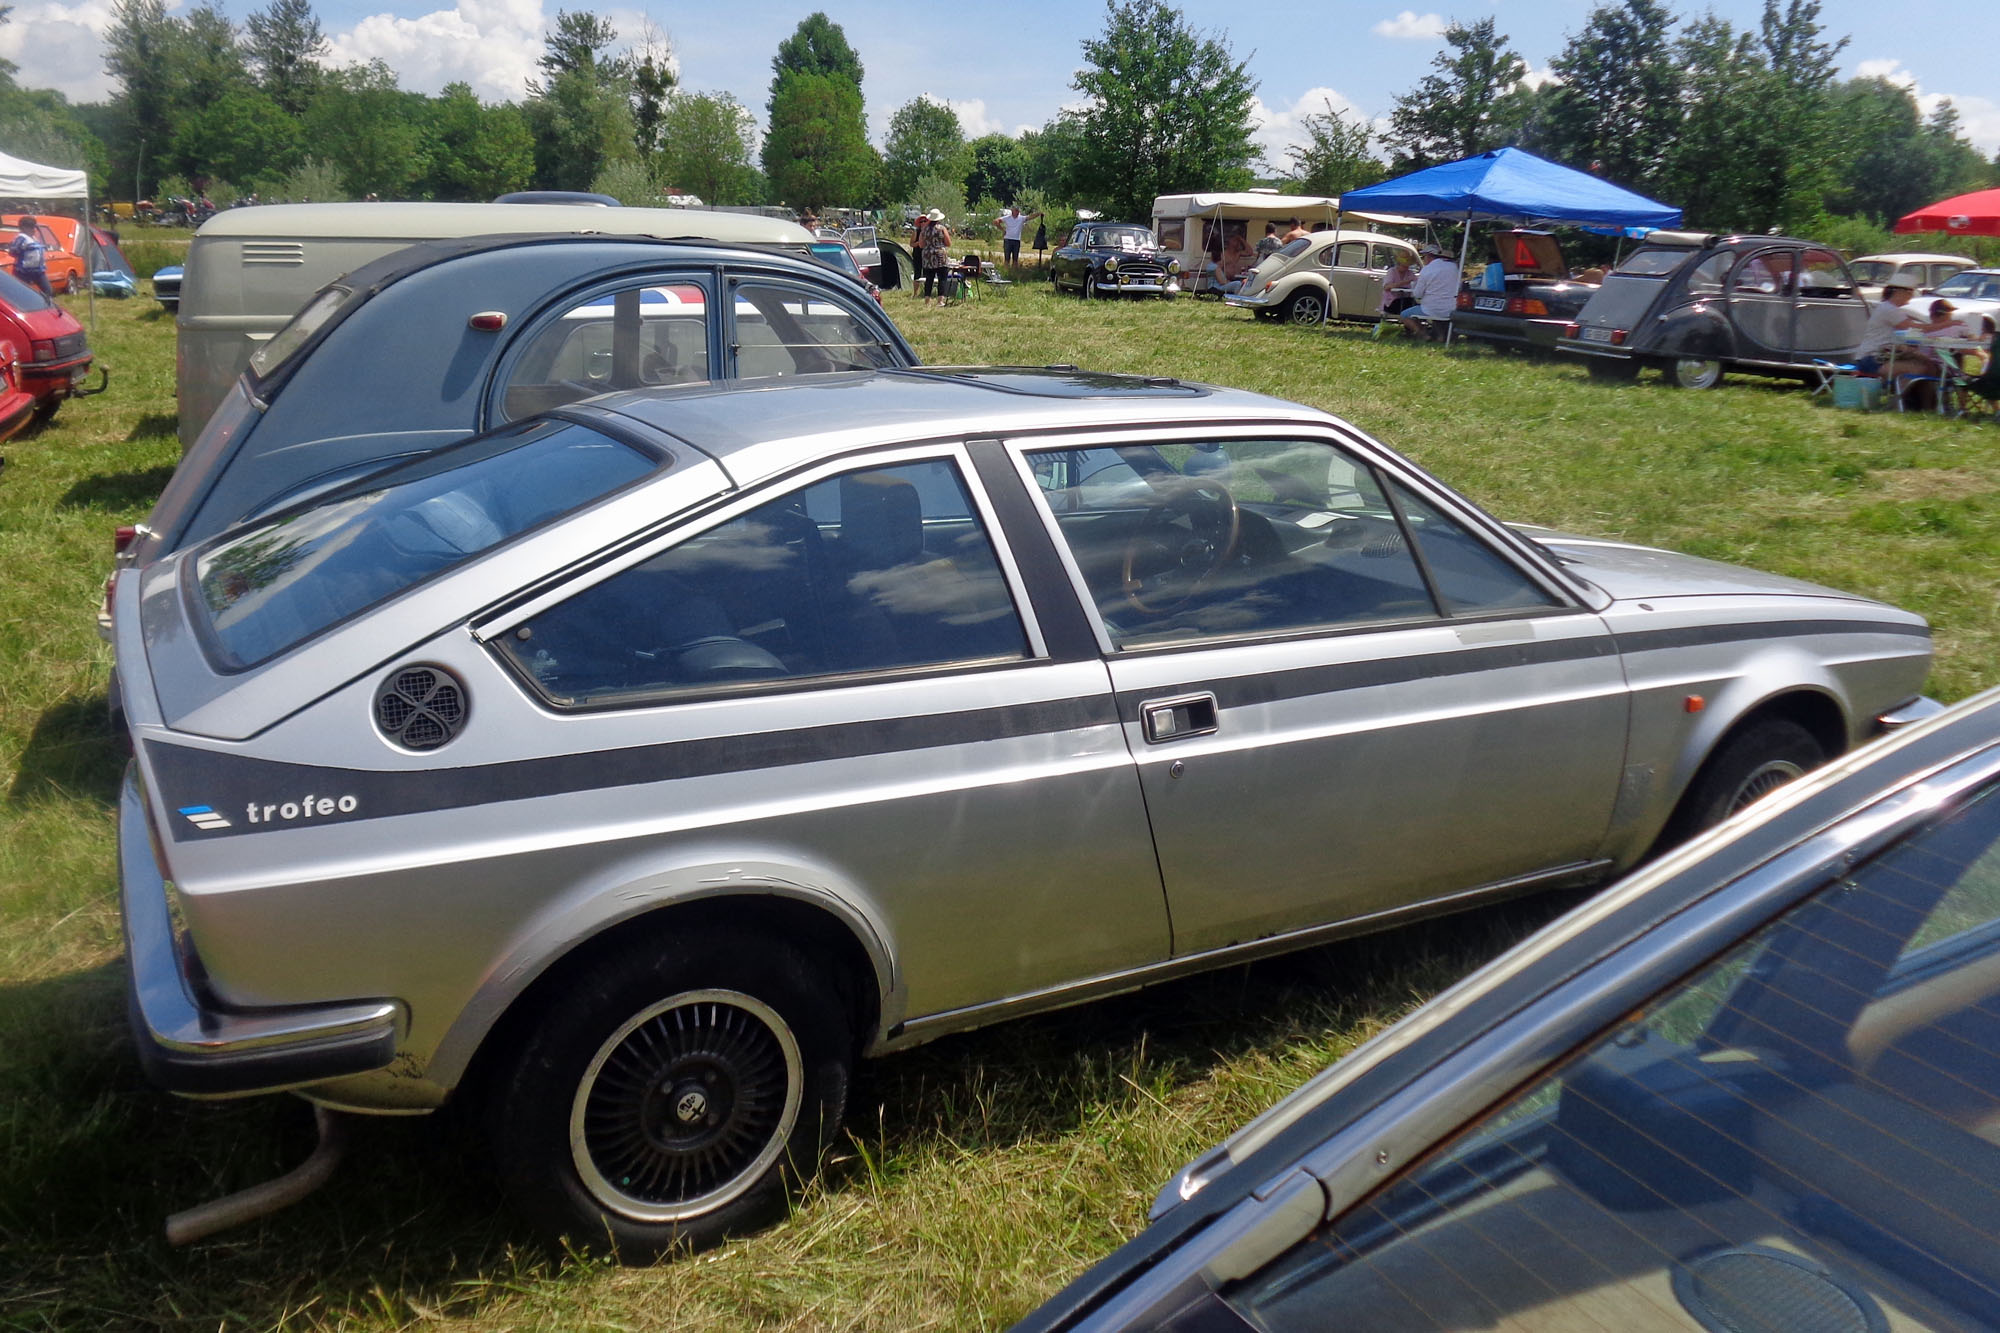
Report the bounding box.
[115,368,1935,1257]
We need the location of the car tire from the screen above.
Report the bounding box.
[493,929,853,1260]
[1664,717,1827,846]
[1283,290,1326,324]
[1587,358,1641,383]
[1667,357,1725,390]
[1080,274,1093,300]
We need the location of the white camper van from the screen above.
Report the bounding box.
[175,202,812,443]
[1151,192,1421,294]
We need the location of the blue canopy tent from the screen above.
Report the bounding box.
[1336,148,1682,340]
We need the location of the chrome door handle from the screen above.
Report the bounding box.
[1141,693,1218,743]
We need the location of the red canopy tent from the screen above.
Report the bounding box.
[1893,187,2000,238]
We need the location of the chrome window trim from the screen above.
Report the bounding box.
[1003,423,1584,657]
[474,439,1048,682]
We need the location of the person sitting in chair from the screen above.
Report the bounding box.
[1400,244,1460,342]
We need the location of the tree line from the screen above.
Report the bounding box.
[2,0,1994,246]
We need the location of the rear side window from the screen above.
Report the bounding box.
[731,281,898,380]
[1612,247,1696,277]
[1222,781,2000,1332]
[248,285,351,379]
[501,282,714,421]
[194,419,655,668]
[498,458,1026,706]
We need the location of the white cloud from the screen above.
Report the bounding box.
[1250,87,1384,174]
[941,97,1005,139]
[1371,11,1447,40]
[326,0,545,101]
[1519,64,1560,92]
[1,0,120,102]
[1854,57,1916,88]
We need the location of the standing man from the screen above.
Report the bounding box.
[1254,221,1283,263]
[996,205,1040,269]
[8,218,51,297]
[1400,243,1462,342]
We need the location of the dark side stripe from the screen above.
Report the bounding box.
[147,693,1119,840]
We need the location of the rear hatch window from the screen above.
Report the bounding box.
[1578,274,1666,327]
[191,417,657,669]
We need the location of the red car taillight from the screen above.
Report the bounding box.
[30,338,55,360]
[1564,322,1581,337]
[1456,291,1472,309]
[114,524,139,555]
[1611,329,1628,345]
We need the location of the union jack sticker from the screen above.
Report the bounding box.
[179,805,232,831]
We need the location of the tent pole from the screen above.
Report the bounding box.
[85,180,95,333]
[1326,206,1343,328]
[1446,213,1473,348]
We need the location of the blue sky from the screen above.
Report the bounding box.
[12,0,1998,167]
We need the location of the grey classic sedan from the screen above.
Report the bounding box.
[1020,686,2000,1333]
[114,368,1933,1258]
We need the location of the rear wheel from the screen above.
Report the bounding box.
[1663,717,1827,848]
[1283,289,1327,324]
[1668,357,1725,390]
[493,930,853,1260]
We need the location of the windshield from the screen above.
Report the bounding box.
[1934,271,2000,301]
[192,417,658,668]
[1084,226,1155,251]
[248,285,353,381]
[0,268,53,312]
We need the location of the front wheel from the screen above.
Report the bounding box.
[1662,717,1827,849]
[493,930,853,1260]
[1667,357,1724,390]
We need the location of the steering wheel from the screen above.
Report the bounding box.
[1121,478,1240,615]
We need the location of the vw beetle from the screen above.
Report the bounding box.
[115,368,1933,1259]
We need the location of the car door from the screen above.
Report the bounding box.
[1788,247,1866,360]
[480,441,1170,1021]
[1327,240,1379,318]
[1014,428,1630,957]
[1725,244,1799,361]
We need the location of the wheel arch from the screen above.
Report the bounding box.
[441,879,894,1105]
[1647,684,1848,857]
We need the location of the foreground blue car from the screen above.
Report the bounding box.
[1020,687,2000,1332]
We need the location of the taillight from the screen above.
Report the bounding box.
[1611,329,1628,345]
[1564,322,1581,337]
[30,338,55,360]
[1456,291,1472,309]
[1520,299,1548,317]
[114,524,139,554]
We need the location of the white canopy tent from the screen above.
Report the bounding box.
[0,148,94,324]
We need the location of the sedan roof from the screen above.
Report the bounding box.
[588,367,1317,484]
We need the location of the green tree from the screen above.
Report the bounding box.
[1283,100,1382,197]
[655,91,760,204]
[1745,0,1846,233]
[1021,119,1087,199]
[762,69,877,209]
[1383,17,1526,169]
[1540,0,1681,194]
[1068,0,1259,221]
[421,83,533,199]
[524,11,636,191]
[963,133,1029,206]
[301,61,430,197]
[627,24,676,155]
[243,0,327,116]
[882,96,968,204]
[172,87,300,189]
[768,11,864,106]
[101,0,182,194]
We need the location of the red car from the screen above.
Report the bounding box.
[0,267,100,424]
[0,338,36,444]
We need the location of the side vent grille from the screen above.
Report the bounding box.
[375,666,467,751]
[241,241,306,266]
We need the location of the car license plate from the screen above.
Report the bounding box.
[1473,296,1506,311]
[1581,326,1617,343]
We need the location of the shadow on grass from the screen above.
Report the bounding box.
[0,890,1575,1327]
[0,964,528,1328]
[7,692,124,810]
[61,460,178,510]
[124,412,180,443]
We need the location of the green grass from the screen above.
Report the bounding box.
[3,280,1997,1329]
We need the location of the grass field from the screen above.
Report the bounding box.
[2,279,1997,1330]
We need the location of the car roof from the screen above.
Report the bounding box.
[1853,252,1973,264]
[194,201,811,245]
[591,367,1319,484]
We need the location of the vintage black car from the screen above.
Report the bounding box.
[1051,223,1181,299]
[1453,230,1598,353]
[1557,232,1867,389]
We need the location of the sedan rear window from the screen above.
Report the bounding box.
[193,419,656,668]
